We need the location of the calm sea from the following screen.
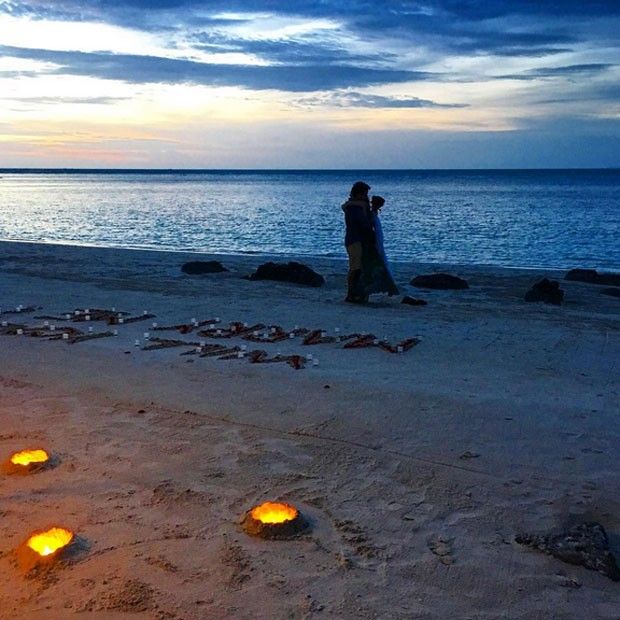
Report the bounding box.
[0,169,618,270]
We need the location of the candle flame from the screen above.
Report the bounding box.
[250,502,298,524]
[26,527,74,557]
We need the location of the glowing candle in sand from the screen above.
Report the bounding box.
[62,333,69,340]
[241,501,307,539]
[3,448,50,474]
[26,527,73,557]
[9,449,49,467]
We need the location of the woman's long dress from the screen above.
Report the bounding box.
[360,212,399,296]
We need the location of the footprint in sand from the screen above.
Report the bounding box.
[334,519,381,561]
[428,536,455,565]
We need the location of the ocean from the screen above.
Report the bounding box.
[0,169,618,270]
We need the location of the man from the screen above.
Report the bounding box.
[341,181,374,303]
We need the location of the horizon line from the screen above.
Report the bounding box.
[1,167,619,173]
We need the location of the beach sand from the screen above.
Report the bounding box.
[0,240,618,619]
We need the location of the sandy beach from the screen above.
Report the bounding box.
[0,240,618,619]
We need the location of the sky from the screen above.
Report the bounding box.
[0,0,619,168]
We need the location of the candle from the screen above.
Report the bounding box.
[62,333,69,340]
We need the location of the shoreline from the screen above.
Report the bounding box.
[0,239,618,618]
[0,237,597,275]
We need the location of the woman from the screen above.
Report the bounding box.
[362,194,399,297]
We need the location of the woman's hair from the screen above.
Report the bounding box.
[350,181,370,199]
[371,195,385,209]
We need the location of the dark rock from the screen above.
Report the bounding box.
[524,278,564,305]
[566,269,620,286]
[600,287,620,298]
[410,273,469,290]
[181,261,228,275]
[516,522,620,581]
[401,296,428,306]
[245,261,325,287]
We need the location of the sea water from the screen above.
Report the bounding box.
[0,169,618,270]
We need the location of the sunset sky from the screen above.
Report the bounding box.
[1,0,619,168]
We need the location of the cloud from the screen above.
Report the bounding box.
[495,63,615,80]
[1,95,130,104]
[296,91,467,109]
[0,45,434,92]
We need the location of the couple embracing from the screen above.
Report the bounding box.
[342,181,399,303]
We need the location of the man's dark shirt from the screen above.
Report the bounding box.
[342,200,375,246]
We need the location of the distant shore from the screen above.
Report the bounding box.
[0,239,618,618]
